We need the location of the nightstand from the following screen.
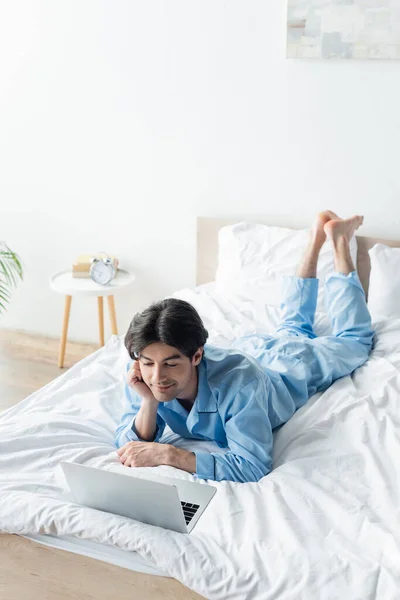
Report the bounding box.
[50,269,135,368]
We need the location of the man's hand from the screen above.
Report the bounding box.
[117,441,170,468]
[117,442,196,473]
[126,360,156,403]
[126,360,159,441]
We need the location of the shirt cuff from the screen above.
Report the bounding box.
[130,418,163,442]
[194,451,215,480]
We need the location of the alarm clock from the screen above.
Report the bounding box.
[89,256,116,285]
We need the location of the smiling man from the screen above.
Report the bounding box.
[115,212,374,483]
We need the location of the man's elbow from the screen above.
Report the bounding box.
[114,429,128,449]
[221,456,271,483]
[240,462,270,483]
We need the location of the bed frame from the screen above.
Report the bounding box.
[196,217,400,297]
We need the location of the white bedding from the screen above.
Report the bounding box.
[1,283,400,599]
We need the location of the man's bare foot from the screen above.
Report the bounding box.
[311,210,340,247]
[324,215,364,244]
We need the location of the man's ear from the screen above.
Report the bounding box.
[192,347,203,366]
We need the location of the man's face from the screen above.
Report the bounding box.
[138,342,202,403]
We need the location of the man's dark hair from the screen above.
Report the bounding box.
[125,298,209,360]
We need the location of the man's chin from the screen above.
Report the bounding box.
[154,395,175,403]
[152,389,176,403]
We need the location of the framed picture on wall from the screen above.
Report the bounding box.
[287,0,400,59]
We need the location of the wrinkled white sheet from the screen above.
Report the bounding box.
[1,283,400,599]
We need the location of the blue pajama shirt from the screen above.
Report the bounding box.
[115,272,374,483]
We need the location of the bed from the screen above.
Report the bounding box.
[1,217,400,599]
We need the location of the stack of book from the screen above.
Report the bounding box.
[72,254,119,278]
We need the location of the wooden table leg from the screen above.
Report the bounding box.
[98,296,105,346]
[107,295,118,335]
[58,295,72,368]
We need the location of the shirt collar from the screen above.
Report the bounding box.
[193,357,217,413]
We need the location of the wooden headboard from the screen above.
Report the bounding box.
[196,217,400,297]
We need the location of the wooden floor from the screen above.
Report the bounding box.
[0,330,205,600]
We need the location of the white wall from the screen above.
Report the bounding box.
[1,1,399,344]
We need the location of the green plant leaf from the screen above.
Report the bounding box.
[0,282,11,313]
[0,288,11,300]
[0,243,24,314]
[0,261,16,287]
[1,249,23,279]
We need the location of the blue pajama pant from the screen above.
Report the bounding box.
[236,272,374,408]
[274,271,374,397]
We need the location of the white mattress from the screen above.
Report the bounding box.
[1,283,400,599]
[22,532,165,576]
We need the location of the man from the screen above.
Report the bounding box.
[115,211,374,483]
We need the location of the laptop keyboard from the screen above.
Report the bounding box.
[181,501,200,525]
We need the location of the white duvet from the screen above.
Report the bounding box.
[1,284,400,599]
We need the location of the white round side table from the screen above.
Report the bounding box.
[50,268,135,368]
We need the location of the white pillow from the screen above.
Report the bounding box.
[215,222,358,313]
[368,244,400,319]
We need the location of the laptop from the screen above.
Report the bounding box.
[60,461,216,533]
